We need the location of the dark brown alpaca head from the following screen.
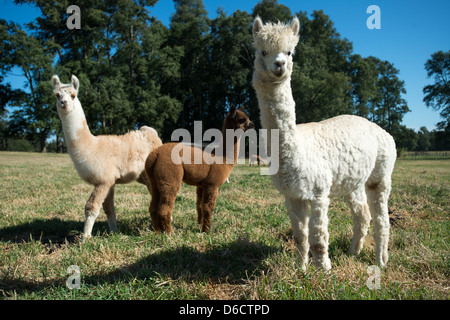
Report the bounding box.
[222,105,255,133]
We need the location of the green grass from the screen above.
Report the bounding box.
[0,151,448,300]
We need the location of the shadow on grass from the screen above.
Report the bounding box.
[90,236,279,286]
[0,219,279,296]
[0,218,85,246]
[0,214,152,246]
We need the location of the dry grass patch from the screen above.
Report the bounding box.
[0,152,448,299]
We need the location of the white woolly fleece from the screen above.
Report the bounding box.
[252,17,396,272]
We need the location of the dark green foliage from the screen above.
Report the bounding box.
[252,0,292,23]
[422,50,450,150]
[423,50,450,130]
[0,18,56,152]
[2,0,438,152]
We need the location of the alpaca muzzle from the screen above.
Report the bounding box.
[246,121,255,131]
[272,65,286,77]
[273,57,287,77]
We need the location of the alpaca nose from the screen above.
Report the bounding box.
[247,121,255,129]
[275,60,285,68]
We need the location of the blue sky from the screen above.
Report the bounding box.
[1,0,449,131]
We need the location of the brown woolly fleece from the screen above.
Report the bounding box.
[145,106,254,234]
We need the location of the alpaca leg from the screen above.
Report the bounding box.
[157,194,176,234]
[309,196,332,271]
[153,185,179,234]
[149,181,161,232]
[196,186,203,226]
[366,178,391,267]
[285,197,310,271]
[200,187,218,233]
[102,185,117,233]
[83,183,113,238]
[345,188,371,256]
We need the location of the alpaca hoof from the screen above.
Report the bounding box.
[315,258,332,273]
[299,262,307,272]
[81,233,91,243]
[150,223,160,233]
[349,236,366,256]
[348,247,361,257]
[320,264,332,274]
[377,256,388,268]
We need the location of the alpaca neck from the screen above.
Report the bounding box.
[59,101,95,154]
[253,72,303,180]
[218,123,242,166]
[253,72,298,140]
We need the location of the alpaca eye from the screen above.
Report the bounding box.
[71,93,76,100]
[238,118,246,124]
[287,51,292,56]
[55,93,60,98]
[262,50,267,57]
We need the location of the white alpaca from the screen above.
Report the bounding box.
[252,17,396,271]
[51,75,162,238]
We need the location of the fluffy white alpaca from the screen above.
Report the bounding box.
[252,17,396,271]
[51,75,162,238]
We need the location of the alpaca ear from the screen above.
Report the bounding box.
[229,104,237,118]
[291,16,300,37]
[51,75,61,90]
[71,75,80,92]
[253,16,263,36]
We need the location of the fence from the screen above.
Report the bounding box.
[398,151,450,160]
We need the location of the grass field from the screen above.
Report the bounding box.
[0,151,448,300]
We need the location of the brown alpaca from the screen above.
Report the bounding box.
[144,106,254,234]
[249,154,267,166]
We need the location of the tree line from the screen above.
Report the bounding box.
[0,0,449,153]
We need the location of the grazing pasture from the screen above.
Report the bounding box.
[0,151,448,299]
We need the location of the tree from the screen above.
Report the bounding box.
[0,109,8,150]
[252,0,292,23]
[0,19,56,152]
[291,10,353,123]
[13,0,181,142]
[168,0,211,132]
[393,125,418,152]
[137,20,183,140]
[368,57,410,134]
[416,126,432,151]
[349,54,378,117]
[207,9,254,129]
[0,0,419,152]
[423,50,450,130]
[432,128,450,151]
